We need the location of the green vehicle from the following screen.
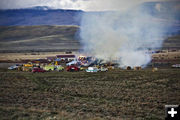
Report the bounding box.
[55,65,64,72]
[43,65,55,71]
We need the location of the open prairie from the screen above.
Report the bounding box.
[0,26,80,53]
[0,68,179,119]
[0,52,76,61]
[0,26,180,53]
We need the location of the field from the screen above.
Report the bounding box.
[0,25,179,53]
[0,25,80,52]
[0,68,179,119]
[0,52,76,61]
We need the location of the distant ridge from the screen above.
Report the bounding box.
[0,25,81,52]
[0,1,179,27]
[0,6,83,26]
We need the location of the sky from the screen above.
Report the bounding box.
[0,0,174,11]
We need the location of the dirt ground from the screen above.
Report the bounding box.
[0,52,77,61]
[0,68,179,119]
[152,51,180,60]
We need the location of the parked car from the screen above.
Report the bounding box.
[32,68,46,73]
[56,65,64,72]
[86,67,99,72]
[8,64,20,70]
[66,65,79,72]
[172,64,180,68]
[23,62,33,67]
[22,66,33,72]
[43,65,55,71]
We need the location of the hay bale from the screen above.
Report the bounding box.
[107,66,115,70]
[152,67,158,72]
[134,66,142,70]
[126,66,132,70]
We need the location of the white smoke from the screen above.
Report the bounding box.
[80,1,170,68]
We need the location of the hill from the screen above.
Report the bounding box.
[163,35,180,49]
[0,7,83,26]
[0,25,179,53]
[0,1,179,52]
[0,25,81,52]
[0,2,179,28]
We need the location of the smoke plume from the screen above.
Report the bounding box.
[80,1,174,68]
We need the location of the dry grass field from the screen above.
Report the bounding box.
[0,25,80,52]
[0,52,77,61]
[0,26,179,53]
[0,68,179,119]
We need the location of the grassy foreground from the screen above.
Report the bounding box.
[0,69,180,119]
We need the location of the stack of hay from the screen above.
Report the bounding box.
[126,66,132,70]
[133,66,142,70]
[152,67,158,72]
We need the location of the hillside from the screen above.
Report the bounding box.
[0,25,81,52]
[0,25,179,53]
[0,7,83,26]
[0,2,179,29]
[163,35,180,49]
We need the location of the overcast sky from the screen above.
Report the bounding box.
[0,0,175,11]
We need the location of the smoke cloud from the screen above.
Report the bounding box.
[80,1,173,68]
